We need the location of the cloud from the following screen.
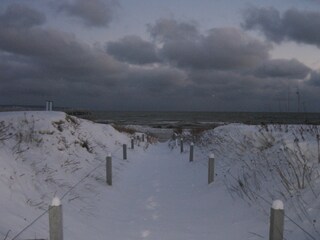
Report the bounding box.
[253,59,310,79]
[106,35,160,64]
[0,3,46,28]
[59,0,119,27]
[148,18,199,42]
[148,19,271,70]
[0,3,129,107]
[242,6,320,47]
[0,4,125,81]
[0,5,318,111]
[306,70,320,86]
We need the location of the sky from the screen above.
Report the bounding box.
[1,0,320,112]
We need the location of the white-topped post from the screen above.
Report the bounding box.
[189,142,194,162]
[123,144,127,160]
[49,197,63,240]
[208,153,215,184]
[106,153,112,186]
[269,200,284,240]
[180,138,184,153]
[131,137,134,149]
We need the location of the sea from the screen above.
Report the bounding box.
[83,111,320,128]
[1,105,320,128]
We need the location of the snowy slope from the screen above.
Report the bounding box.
[0,112,319,240]
[0,111,137,239]
[199,124,320,239]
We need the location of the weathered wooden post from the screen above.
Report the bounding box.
[142,134,145,142]
[208,153,215,184]
[49,197,63,240]
[106,154,112,186]
[269,200,284,240]
[189,142,194,162]
[180,138,184,153]
[123,144,127,160]
[131,137,134,149]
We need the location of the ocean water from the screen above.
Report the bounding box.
[83,111,320,127]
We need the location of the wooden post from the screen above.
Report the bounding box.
[123,144,127,160]
[269,200,284,240]
[131,137,134,149]
[189,142,194,162]
[49,197,63,240]
[142,134,145,142]
[180,138,184,153]
[208,153,215,184]
[106,154,112,186]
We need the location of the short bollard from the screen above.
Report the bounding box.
[189,142,194,162]
[123,144,127,160]
[180,138,184,153]
[106,154,112,186]
[131,137,134,149]
[269,200,284,240]
[49,197,63,240]
[208,153,215,184]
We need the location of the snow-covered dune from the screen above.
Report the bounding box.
[0,111,136,239]
[1,112,320,240]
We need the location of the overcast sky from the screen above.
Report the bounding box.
[1,0,320,112]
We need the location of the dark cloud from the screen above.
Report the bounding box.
[0,3,46,28]
[0,4,318,111]
[148,19,271,70]
[0,3,128,108]
[307,70,320,86]
[59,0,119,27]
[0,4,125,83]
[107,35,160,64]
[253,59,310,79]
[148,18,199,42]
[242,7,320,47]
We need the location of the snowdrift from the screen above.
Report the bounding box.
[0,111,135,239]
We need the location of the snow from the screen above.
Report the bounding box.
[51,197,61,206]
[209,153,214,159]
[0,111,319,240]
[272,200,284,210]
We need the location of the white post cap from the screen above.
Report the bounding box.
[209,153,215,159]
[51,197,61,206]
[107,153,112,157]
[272,200,284,210]
[191,142,194,146]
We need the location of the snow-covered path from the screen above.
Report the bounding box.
[93,142,266,240]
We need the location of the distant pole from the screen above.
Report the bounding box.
[49,197,63,240]
[180,138,184,153]
[123,144,127,160]
[189,142,194,162]
[208,153,215,184]
[46,101,49,111]
[131,137,134,149]
[269,200,284,240]
[106,154,112,186]
[317,135,320,163]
